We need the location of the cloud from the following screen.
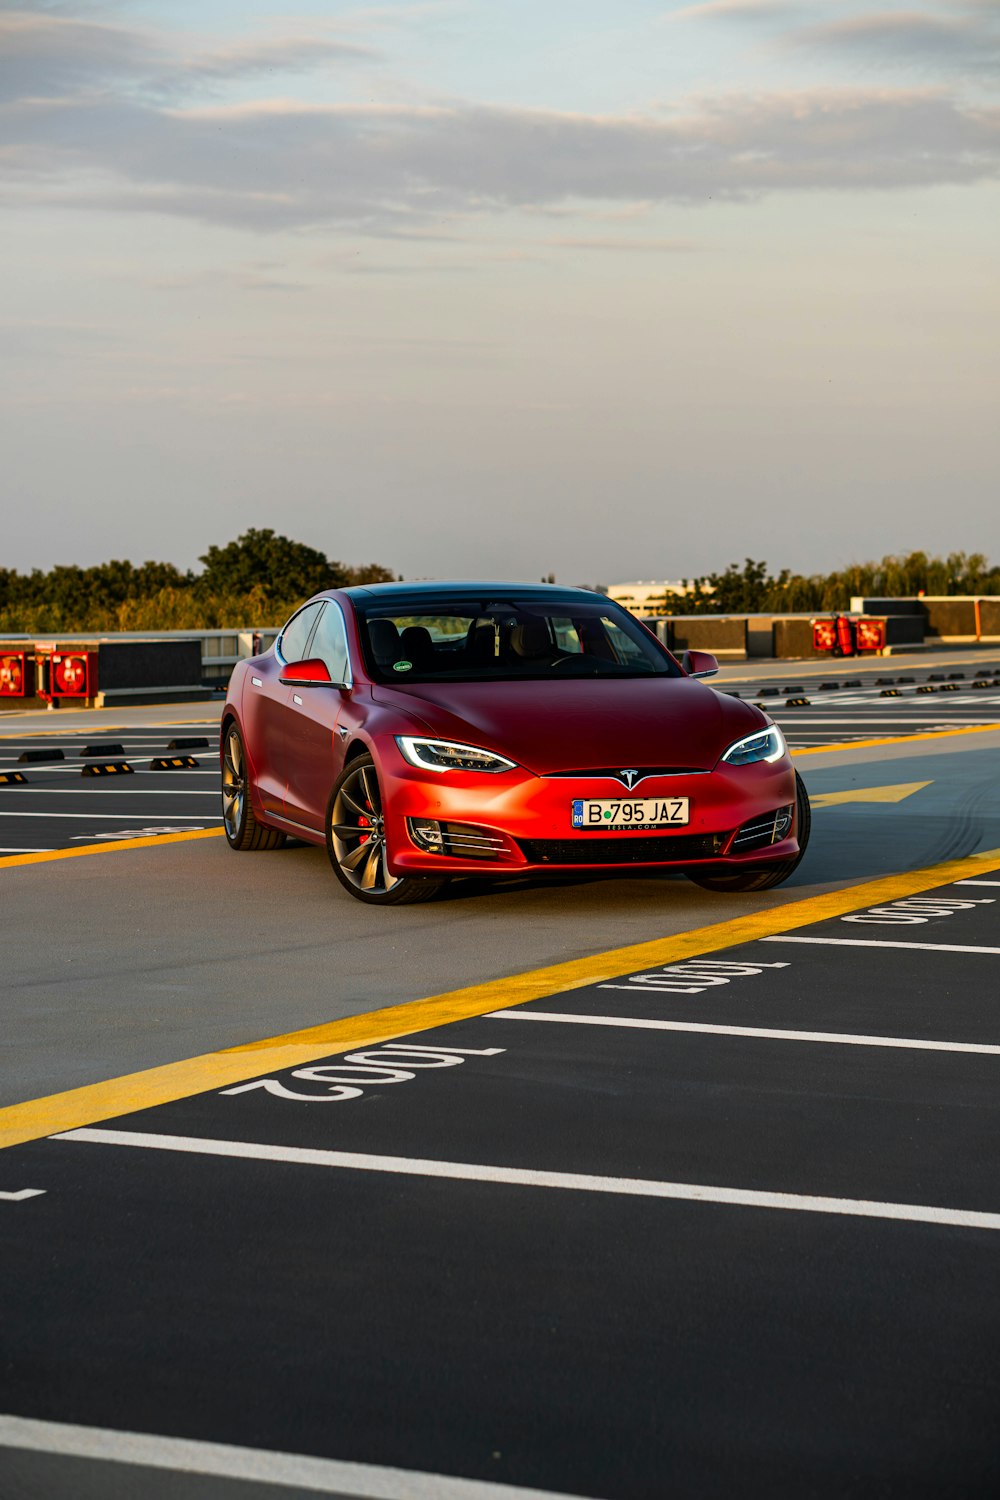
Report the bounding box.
[181,34,377,81]
[672,2,1000,86]
[146,266,309,293]
[786,7,1000,78]
[0,8,376,106]
[0,321,125,358]
[542,235,704,252]
[4,88,997,232]
[1,7,998,236]
[672,1,798,21]
[0,10,159,104]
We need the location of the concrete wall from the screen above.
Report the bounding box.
[96,640,201,689]
[646,616,748,659]
[851,596,1000,641]
[850,597,924,618]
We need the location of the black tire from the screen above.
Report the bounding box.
[326,753,446,906]
[688,771,811,893]
[221,722,286,851]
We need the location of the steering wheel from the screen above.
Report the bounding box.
[547,653,597,671]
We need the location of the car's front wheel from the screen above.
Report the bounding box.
[687,771,811,893]
[326,753,445,905]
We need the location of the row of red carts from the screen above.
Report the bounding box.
[0,649,96,703]
[812,615,886,656]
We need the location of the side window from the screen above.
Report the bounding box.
[278,602,323,664]
[308,602,351,685]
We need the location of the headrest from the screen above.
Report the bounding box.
[368,618,401,664]
[399,625,432,650]
[399,625,433,665]
[509,618,551,659]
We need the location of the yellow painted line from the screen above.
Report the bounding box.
[792,723,1000,756]
[811,780,932,809]
[3,844,1000,1151]
[0,828,224,871]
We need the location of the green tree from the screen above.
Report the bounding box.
[197,528,349,600]
[345,562,398,585]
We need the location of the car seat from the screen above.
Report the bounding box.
[368,618,402,667]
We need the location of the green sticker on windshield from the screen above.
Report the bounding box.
[393,660,413,672]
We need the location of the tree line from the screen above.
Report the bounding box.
[1,536,997,633]
[641,552,1000,616]
[0,530,396,633]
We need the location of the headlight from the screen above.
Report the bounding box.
[721,725,786,766]
[395,737,518,774]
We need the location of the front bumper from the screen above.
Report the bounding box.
[379,750,800,877]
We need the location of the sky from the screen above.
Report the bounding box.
[2,0,998,587]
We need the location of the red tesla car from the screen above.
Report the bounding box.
[222,583,809,904]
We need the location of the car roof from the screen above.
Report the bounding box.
[339,581,606,606]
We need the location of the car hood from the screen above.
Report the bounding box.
[371,678,764,775]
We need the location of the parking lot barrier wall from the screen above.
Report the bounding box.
[646,616,748,658]
[851,596,1000,644]
[0,629,281,707]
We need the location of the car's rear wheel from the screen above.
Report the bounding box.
[326,753,445,905]
[687,771,811,893]
[222,723,286,851]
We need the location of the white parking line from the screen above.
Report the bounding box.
[0,746,217,759]
[956,880,1000,888]
[0,1415,584,1500]
[0,744,214,754]
[57,1128,1000,1232]
[0,811,211,820]
[761,936,1000,954]
[0,788,219,795]
[0,737,216,748]
[0,766,219,777]
[486,1010,1000,1055]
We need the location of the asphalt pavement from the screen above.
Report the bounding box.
[3,865,1000,1497]
[2,668,1000,1498]
[0,716,220,855]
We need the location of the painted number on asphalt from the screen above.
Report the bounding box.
[221,1043,506,1104]
[600,958,790,995]
[71,827,205,841]
[842,896,994,926]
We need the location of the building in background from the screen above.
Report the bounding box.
[607,581,690,616]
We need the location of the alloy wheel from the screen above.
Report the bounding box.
[222,727,245,842]
[330,761,399,895]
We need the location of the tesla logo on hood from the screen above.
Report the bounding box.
[617,769,641,788]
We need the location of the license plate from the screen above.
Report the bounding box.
[572,797,690,830]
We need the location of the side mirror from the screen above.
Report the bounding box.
[280,657,335,687]
[681,650,719,679]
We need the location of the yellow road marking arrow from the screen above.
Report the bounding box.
[811,780,932,809]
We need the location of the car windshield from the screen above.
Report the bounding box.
[354,597,679,682]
